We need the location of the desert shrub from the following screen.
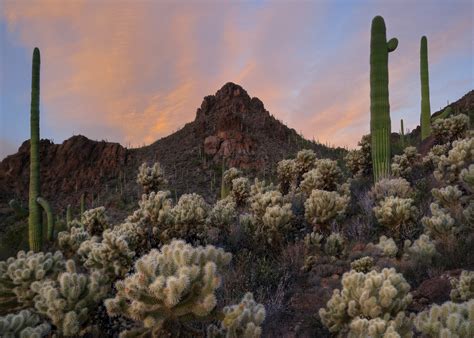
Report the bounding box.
[250,190,284,221]
[207,197,237,239]
[450,271,474,302]
[0,251,65,314]
[414,299,473,337]
[402,234,437,265]
[371,235,398,258]
[391,146,421,179]
[299,159,343,194]
[0,309,50,338]
[105,239,232,337]
[81,207,109,236]
[344,134,372,178]
[319,268,413,336]
[304,189,349,232]
[434,136,473,184]
[324,232,346,258]
[31,260,108,336]
[207,292,266,338]
[276,159,296,194]
[294,149,317,180]
[432,114,469,144]
[230,177,250,206]
[259,203,294,247]
[369,178,413,202]
[350,256,375,273]
[136,162,168,193]
[373,197,418,238]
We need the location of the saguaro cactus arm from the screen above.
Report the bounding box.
[37,197,54,241]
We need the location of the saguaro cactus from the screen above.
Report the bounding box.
[28,48,42,251]
[420,36,431,140]
[400,119,405,147]
[370,16,398,181]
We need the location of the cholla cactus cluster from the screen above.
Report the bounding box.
[0,309,50,338]
[105,240,232,337]
[373,235,398,257]
[304,231,323,252]
[223,167,243,188]
[423,143,450,168]
[432,114,469,144]
[207,197,237,231]
[304,189,349,230]
[324,232,345,257]
[260,203,294,246]
[136,162,168,193]
[414,299,474,337]
[0,251,65,313]
[31,260,109,336]
[207,293,266,338]
[57,225,91,258]
[277,159,296,193]
[434,136,474,184]
[403,234,437,265]
[391,146,421,178]
[432,185,463,209]
[299,159,343,194]
[81,207,109,236]
[294,149,317,180]
[344,134,372,178]
[250,190,284,221]
[422,203,456,238]
[128,191,174,235]
[348,312,414,338]
[373,197,418,237]
[350,256,375,273]
[369,178,413,201]
[450,271,474,302]
[231,177,251,206]
[319,268,413,335]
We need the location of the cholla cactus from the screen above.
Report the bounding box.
[77,231,135,278]
[136,162,168,193]
[423,143,450,168]
[374,235,398,257]
[250,190,284,221]
[432,114,469,144]
[223,168,243,188]
[460,164,474,193]
[403,234,437,265]
[345,134,372,178]
[348,312,414,338]
[324,232,345,257]
[450,271,474,302]
[0,251,65,313]
[110,221,148,252]
[207,293,266,338]
[231,177,250,206]
[294,149,317,180]
[373,197,418,237]
[207,197,237,231]
[304,231,323,252]
[432,185,463,209]
[299,159,343,194]
[414,299,474,337]
[434,136,473,184]
[128,191,174,233]
[369,178,413,202]
[31,260,109,336]
[259,203,293,246]
[0,309,50,338]
[319,268,413,335]
[277,159,296,193]
[304,190,349,230]
[57,225,91,258]
[105,240,232,337]
[81,206,109,236]
[350,256,375,273]
[391,146,421,178]
[422,203,456,238]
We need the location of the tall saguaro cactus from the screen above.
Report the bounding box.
[400,119,405,147]
[420,36,431,140]
[370,16,398,181]
[29,48,42,251]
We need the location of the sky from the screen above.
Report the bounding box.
[0,0,472,160]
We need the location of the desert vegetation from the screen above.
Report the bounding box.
[1,14,473,338]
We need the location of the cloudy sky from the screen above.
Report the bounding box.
[1,0,472,159]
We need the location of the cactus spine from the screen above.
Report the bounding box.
[370,16,398,181]
[420,36,431,140]
[28,48,42,251]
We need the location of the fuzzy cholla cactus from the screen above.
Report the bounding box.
[304,231,323,252]
[277,159,296,193]
[304,190,349,231]
[0,309,50,338]
[136,162,168,193]
[223,168,243,188]
[299,159,343,194]
[294,149,317,179]
[250,190,284,221]
[414,299,473,337]
[78,231,135,278]
[350,256,375,273]
[369,178,413,202]
[373,197,418,238]
[432,114,469,144]
[57,225,91,258]
[374,235,398,258]
[324,232,345,257]
[260,203,294,246]
[207,197,237,231]
[0,251,65,313]
[128,191,174,232]
[460,164,474,193]
[450,271,474,302]
[345,134,372,178]
[391,146,421,178]
[423,144,450,168]
[432,185,463,209]
[348,312,414,338]
[81,206,109,236]
[208,293,266,338]
[422,203,456,239]
[403,234,437,265]
[319,268,413,335]
[105,240,232,337]
[434,136,473,184]
[231,177,250,206]
[31,260,109,336]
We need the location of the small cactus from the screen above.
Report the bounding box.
[136,162,168,193]
[0,309,50,338]
[450,271,474,302]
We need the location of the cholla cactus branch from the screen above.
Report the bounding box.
[136,162,168,193]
